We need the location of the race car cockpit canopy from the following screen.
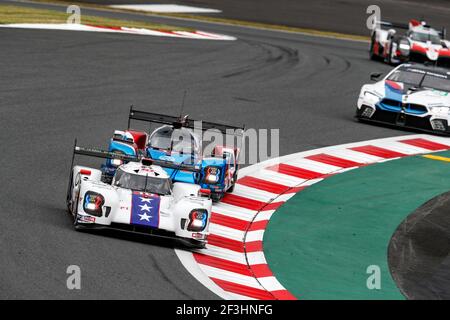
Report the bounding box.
[148,125,201,156]
[388,64,450,92]
[112,162,172,195]
[408,30,441,45]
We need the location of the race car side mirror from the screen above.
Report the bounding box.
[370,72,382,81]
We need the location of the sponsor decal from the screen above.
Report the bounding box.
[159,155,176,162]
[78,215,96,223]
[432,89,449,96]
[130,192,160,228]
[384,80,404,101]
[385,80,403,91]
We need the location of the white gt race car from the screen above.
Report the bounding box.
[356,63,450,134]
[66,144,212,248]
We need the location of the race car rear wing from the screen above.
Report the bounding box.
[127,106,245,136]
[71,140,201,173]
[376,20,446,38]
[377,21,409,30]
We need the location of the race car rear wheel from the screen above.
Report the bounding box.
[66,171,74,213]
[72,194,82,229]
[386,44,393,64]
[211,192,224,202]
[369,37,377,60]
[386,36,404,65]
[386,39,399,65]
[227,167,239,193]
[369,34,380,61]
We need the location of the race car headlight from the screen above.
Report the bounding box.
[429,106,439,113]
[83,191,104,217]
[109,150,125,167]
[203,166,221,184]
[111,158,123,167]
[431,119,447,131]
[429,106,448,114]
[187,209,208,232]
[399,43,410,52]
[364,91,381,103]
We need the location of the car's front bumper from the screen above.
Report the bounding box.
[75,222,207,249]
[356,105,450,136]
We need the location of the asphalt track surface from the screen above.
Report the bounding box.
[0,0,446,299]
[51,0,450,36]
[389,191,450,300]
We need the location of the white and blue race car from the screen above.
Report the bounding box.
[356,63,450,134]
[102,108,245,202]
[66,144,212,248]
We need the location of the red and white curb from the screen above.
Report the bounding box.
[176,134,450,300]
[0,23,236,41]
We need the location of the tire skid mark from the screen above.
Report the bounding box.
[222,39,300,79]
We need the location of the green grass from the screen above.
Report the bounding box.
[265,151,450,299]
[0,4,192,31]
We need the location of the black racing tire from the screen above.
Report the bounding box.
[355,107,361,119]
[66,200,72,214]
[211,192,224,202]
[73,194,81,229]
[227,168,239,194]
[355,106,366,122]
[178,238,206,249]
[369,35,377,60]
[387,36,403,65]
[386,41,394,65]
[74,223,88,232]
[66,171,74,213]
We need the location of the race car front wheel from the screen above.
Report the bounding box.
[72,194,83,230]
[386,42,397,65]
[355,107,364,121]
[211,192,224,202]
[369,38,376,60]
[227,167,239,193]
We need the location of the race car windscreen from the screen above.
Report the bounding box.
[388,68,450,92]
[149,127,172,150]
[387,70,423,86]
[113,168,172,195]
[421,75,450,92]
[149,127,197,155]
[410,32,441,45]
